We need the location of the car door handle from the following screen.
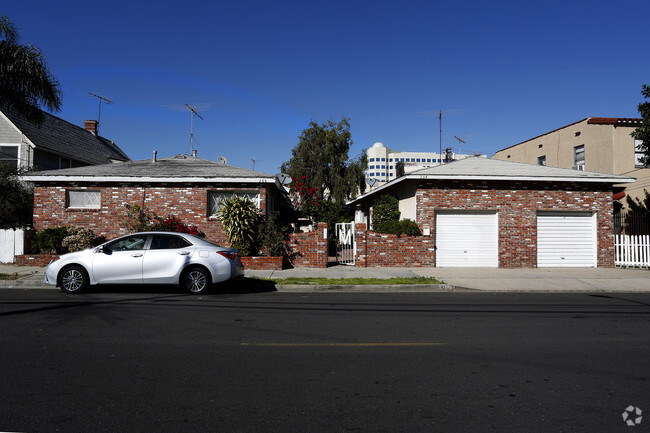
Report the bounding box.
[131,253,143,257]
[178,251,190,256]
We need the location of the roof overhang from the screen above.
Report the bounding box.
[24,175,279,184]
[347,173,635,206]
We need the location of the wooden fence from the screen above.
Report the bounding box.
[615,235,650,268]
[0,228,26,263]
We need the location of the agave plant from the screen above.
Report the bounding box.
[217,196,262,256]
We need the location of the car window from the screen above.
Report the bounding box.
[150,234,192,250]
[106,235,148,252]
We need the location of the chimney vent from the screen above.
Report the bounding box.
[192,149,197,157]
[153,150,157,162]
[84,120,98,135]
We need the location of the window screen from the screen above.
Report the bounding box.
[67,190,101,209]
[209,190,260,216]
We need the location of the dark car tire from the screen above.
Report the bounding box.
[59,265,89,294]
[182,267,211,294]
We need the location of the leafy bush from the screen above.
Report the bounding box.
[258,211,290,257]
[122,204,204,237]
[62,227,104,252]
[372,195,400,227]
[374,219,421,237]
[34,227,70,254]
[217,196,262,256]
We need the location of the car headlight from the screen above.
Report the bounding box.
[49,257,61,265]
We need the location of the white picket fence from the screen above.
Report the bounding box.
[0,228,27,263]
[615,235,650,268]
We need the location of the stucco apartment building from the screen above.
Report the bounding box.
[492,117,648,210]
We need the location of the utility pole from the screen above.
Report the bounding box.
[88,93,112,134]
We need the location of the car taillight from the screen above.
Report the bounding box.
[217,251,238,260]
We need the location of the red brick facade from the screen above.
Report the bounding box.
[286,224,328,268]
[413,180,614,268]
[353,223,435,267]
[32,183,269,247]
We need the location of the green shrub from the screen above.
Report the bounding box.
[217,196,262,256]
[372,195,400,228]
[34,227,70,254]
[374,218,421,237]
[258,211,290,257]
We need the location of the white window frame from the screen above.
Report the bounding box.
[66,190,101,209]
[0,144,19,167]
[208,189,260,217]
[573,145,585,170]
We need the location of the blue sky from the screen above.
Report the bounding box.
[4,0,649,174]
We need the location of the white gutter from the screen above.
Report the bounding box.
[23,176,278,184]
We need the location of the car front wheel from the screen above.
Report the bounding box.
[59,265,89,294]
[182,267,211,294]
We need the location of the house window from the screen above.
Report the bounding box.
[369,158,374,162]
[0,145,18,167]
[416,158,421,162]
[66,190,101,209]
[209,190,260,216]
[538,155,546,166]
[573,145,585,170]
[427,159,431,162]
[635,139,646,168]
[369,165,374,169]
[381,158,385,161]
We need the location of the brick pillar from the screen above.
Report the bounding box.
[354,222,367,267]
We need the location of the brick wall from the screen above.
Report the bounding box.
[353,223,434,267]
[241,256,283,270]
[286,224,328,268]
[32,183,268,248]
[415,180,614,268]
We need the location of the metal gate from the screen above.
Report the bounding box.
[335,222,356,265]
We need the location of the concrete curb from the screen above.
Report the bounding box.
[273,284,455,292]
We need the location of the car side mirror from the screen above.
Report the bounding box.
[95,245,105,254]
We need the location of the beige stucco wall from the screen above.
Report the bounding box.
[493,119,648,209]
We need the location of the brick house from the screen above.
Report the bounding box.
[347,157,634,268]
[24,154,288,247]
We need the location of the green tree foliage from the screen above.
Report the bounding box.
[280,118,367,227]
[0,15,62,125]
[372,195,400,228]
[631,84,650,167]
[217,197,262,256]
[0,165,32,227]
[371,195,421,237]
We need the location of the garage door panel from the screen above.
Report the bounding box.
[436,211,498,267]
[537,212,596,267]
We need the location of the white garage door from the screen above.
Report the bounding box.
[537,212,596,267]
[436,211,498,267]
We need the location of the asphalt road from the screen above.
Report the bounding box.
[1,288,649,432]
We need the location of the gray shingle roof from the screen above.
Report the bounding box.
[3,108,130,165]
[26,154,276,181]
[348,156,635,205]
[409,156,633,181]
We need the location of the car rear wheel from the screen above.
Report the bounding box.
[59,265,89,294]
[182,267,211,294]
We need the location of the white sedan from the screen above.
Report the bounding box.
[43,232,244,294]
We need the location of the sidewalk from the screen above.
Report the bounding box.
[2,262,648,292]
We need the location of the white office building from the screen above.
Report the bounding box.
[366,142,483,185]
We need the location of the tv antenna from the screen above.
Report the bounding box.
[185,104,204,154]
[88,93,112,134]
[251,158,259,171]
[454,136,466,156]
[416,108,462,164]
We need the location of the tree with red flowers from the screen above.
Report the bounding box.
[281,118,367,226]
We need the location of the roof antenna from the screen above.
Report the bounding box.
[454,136,465,156]
[185,104,204,155]
[88,93,112,134]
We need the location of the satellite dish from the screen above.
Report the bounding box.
[366,178,378,188]
[217,156,227,165]
[276,173,292,186]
